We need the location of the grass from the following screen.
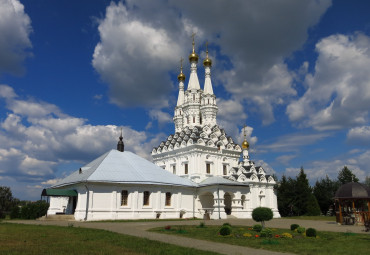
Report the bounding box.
[0,223,219,255]
[151,224,370,255]
[282,216,336,221]
[88,217,201,223]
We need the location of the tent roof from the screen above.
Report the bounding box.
[334,182,370,199]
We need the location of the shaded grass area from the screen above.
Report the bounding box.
[0,223,219,255]
[282,216,336,221]
[89,218,201,223]
[151,224,370,255]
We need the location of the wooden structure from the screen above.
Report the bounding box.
[334,182,370,226]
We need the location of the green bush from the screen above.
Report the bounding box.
[252,207,273,228]
[297,227,306,234]
[306,228,317,237]
[222,222,231,227]
[290,224,299,231]
[253,224,262,232]
[260,228,273,238]
[20,200,49,219]
[219,225,232,236]
[198,222,206,228]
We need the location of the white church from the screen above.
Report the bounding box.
[43,40,280,221]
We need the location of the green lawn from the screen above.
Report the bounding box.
[151,224,370,255]
[0,223,219,255]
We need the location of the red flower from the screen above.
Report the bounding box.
[255,235,259,238]
[275,234,280,238]
[164,225,171,230]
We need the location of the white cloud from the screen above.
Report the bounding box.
[347,126,370,146]
[259,132,331,152]
[92,1,185,108]
[287,33,370,130]
[276,154,297,165]
[148,109,172,127]
[0,0,32,75]
[0,85,157,185]
[92,0,331,126]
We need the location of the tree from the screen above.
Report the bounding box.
[313,175,339,215]
[276,175,296,217]
[294,167,312,216]
[337,166,359,184]
[0,186,15,218]
[305,194,321,216]
[364,176,370,187]
[252,207,273,228]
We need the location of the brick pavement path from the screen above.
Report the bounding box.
[5,218,368,255]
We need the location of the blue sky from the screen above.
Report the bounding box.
[1,0,370,200]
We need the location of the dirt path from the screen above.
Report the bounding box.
[5,218,367,255]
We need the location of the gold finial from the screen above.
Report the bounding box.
[191,32,196,53]
[203,41,212,67]
[177,57,186,81]
[242,124,249,150]
[189,33,199,62]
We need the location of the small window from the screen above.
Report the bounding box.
[121,190,128,206]
[206,163,210,174]
[165,192,172,206]
[143,191,150,206]
[223,165,227,175]
[208,99,210,104]
[193,116,195,123]
[193,94,195,101]
[172,165,176,174]
[187,117,189,124]
[185,163,188,174]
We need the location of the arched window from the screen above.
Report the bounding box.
[223,165,227,175]
[143,191,150,206]
[121,190,128,206]
[165,192,172,206]
[208,99,210,104]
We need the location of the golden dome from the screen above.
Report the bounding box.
[242,139,249,150]
[203,42,212,67]
[178,72,185,81]
[189,33,198,62]
[189,52,199,62]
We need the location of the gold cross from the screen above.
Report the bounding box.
[243,124,246,138]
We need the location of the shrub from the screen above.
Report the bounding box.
[281,232,293,238]
[260,228,273,238]
[219,225,232,236]
[198,222,206,228]
[243,233,252,237]
[290,224,299,231]
[253,224,262,232]
[222,222,231,227]
[306,228,317,237]
[252,207,273,228]
[297,227,306,234]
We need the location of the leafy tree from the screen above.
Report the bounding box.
[337,166,359,184]
[252,207,273,228]
[20,200,49,219]
[313,175,339,215]
[0,186,15,218]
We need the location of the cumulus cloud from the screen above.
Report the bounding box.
[284,150,369,183]
[148,109,172,127]
[287,33,370,130]
[92,1,186,108]
[276,154,297,165]
[347,126,370,146]
[92,0,331,126]
[0,84,158,186]
[0,0,32,75]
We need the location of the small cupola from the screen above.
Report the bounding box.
[117,128,124,152]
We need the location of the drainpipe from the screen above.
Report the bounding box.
[193,188,196,219]
[84,184,89,221]
[217,186,221,219]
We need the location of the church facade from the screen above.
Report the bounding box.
[44,41,280,220]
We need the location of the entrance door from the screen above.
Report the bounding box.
[224,193,232,215]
